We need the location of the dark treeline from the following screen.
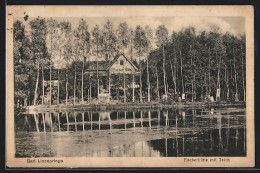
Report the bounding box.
[147,27,246,103]
[13,17,245,107]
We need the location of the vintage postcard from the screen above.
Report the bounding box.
[6,5,254,168]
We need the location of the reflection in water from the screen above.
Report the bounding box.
[182,111,185,156]
[176,111,178,157]
[82,112,84,131]
[66,112,69,131]
[57,113,60,131]
[15,107,246,157]
[244,115,246,153]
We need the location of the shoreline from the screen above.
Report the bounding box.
[21,101,246,114]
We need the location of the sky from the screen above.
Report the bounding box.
[63,16,245,35]
[16,16,245,68]
[19,16,245,36]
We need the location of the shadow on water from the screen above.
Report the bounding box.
[15,107,246,157]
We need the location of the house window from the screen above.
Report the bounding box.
[120,60,124,65]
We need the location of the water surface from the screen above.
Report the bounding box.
[15,107,246,157]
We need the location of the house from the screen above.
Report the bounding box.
[85,53,140,102]
[39,53,140,104]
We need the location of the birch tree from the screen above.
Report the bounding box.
[144,25,153,102]
[92,25,102,102]
[29,18,48,105]
[134,25,149,102]
[128,28,136,102]
[103,20,118,102]
[117,22,130,103]
[13,20,32,107]
[74,19,91,103]
[60,21,72,105]
[155,25,168,100]
[46,18,59,105]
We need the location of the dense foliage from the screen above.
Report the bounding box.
[13,17,245,106]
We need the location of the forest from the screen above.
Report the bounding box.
[13,17,246,107]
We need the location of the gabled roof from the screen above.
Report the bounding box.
[106,53,138,71]
[85,53,138,72]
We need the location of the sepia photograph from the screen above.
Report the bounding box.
[6,5,254,167]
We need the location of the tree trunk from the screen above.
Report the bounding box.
[66,69,68,105]
[180,51,184,94]
[33,63,40,105]
[123,61,126,103]
[170,60,176,95]
[241,46,245,102]
[74,62,77,105]
[97,56,100,103]
[156,68,160,99]
[204,72,207,100]
[81,58,84,103]
[193,73,196,102]
[216,53,221,101]
[208,48,211,95]
[57,69,59,105]
[233,49,238,97]
[50,65,52,105]
[176,56,179,95]
[139,55,142,103]
[131,43,135,103]
[132,74,135,102]
[88,89,90,104]
[50,37,53,105]
[225,65,229,101]
[162,44,167,99]
[174,51,177,94]
[147,59,150,102]
[41,65,44,105]
[217,54,221,89]
[191,53,194,102]
[89,81,92,103]
[108,54,110,103]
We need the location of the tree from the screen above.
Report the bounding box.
[29,17,49,105]
[74,19,91,103]
[72,34,81,104]
[134,25,149,102]
[103,20,118,102]
[170,32,178,95]
[128,28,136,102]
[60,21,73,105]
[144,25,153,102]
[51,20,68,105]
[117,22,130,103]
[92,25,102,102]
[13,20,32,107]
[155,25,168,100]
[178,31,186,97]
[117,22,130,53]
[240,35,246,101]
[14,17,246,105]
[214,36,225,100]
[186,27,197,102]
[46,18,59,105]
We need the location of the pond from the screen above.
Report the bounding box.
[15,107,246,157]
